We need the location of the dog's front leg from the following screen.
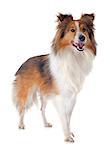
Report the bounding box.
[53,94,76,142]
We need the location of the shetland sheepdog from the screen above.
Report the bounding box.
[13,13,96,142]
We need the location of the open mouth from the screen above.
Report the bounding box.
[71,41,84,51]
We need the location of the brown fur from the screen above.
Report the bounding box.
[80,14,96,55]
[13,13,96,136]
[52,13,96,55]
[14,13,96,110]
[52,14,74,53]
[14,55,58,109]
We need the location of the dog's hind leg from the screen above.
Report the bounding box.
[18,104,25,129]
[40,94,52,127]
[13,84,27,129]
[13,76,36,129]
[16,90,29,129]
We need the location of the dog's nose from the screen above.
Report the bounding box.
[79,34,85,42]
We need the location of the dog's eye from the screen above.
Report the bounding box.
[71,29,75,32]
[82,28,86,32]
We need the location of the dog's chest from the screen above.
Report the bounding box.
[50,49,94,93]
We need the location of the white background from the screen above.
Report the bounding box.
[0,0,110,149]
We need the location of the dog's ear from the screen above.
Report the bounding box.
[57,13,73,23]
[81,13,95,22]
[81,13,95,29]
[81,13,96,55]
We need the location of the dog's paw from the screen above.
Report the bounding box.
[19,124,25,129]
[44,123,52,128]
[64,132,75,143]
[65,136,74,143]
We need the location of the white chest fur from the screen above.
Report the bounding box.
[50,47,94,94]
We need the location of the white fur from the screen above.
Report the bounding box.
[13,43,94,140]
[49,46,94,139]
[50,46,94,93]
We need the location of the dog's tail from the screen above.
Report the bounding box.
[12,75,38,112]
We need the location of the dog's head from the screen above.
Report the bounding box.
[52,13,96,55]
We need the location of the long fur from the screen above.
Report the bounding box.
[12,13,96,142]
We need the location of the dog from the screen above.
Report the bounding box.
[12,13,96,142]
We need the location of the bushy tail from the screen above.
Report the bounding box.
[12,77,38,112]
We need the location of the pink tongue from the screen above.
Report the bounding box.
[78,43,84,49]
